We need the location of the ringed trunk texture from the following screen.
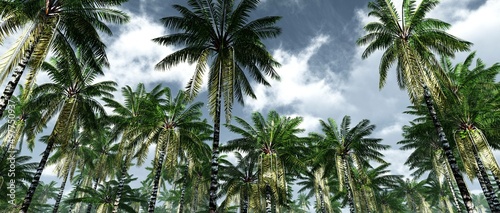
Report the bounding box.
[68,178,83,213]
[265,184,272,213]
[20,137,55,212]
[209,68,223,213]
[148,148,167,212]
[475,154,500,211]
[112,157,129,213]
[422,85,475,212]
[0,40,36,118]
[52,166,70,213]
[318,186,326,213]
[86,178,100,213]
[177,162,189,213]
[241,188,249,213]
[342,157,355,213]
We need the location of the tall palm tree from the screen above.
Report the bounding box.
[357,0,473,210]
[103,83,166,213]
[441,52,500,211]
[19,51,116,212]
[153,1,281,210]
[132,88,211,212]
[224,110,305,212]
[0,0,128,116]
[394,178,432,213]
[0,150,36,209]
[310,116,389,213]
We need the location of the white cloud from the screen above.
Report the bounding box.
[244,35,354,127]
[98,14,200,91]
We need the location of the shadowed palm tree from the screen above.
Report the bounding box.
[219,152,259,213]
[0,0,128,116]
[0,150,36,209]
[19,50,116,212]
[132,88,211,212]
[357,0,473,210]
[224,110,305,212]
[103,83,166,213]
[310,116,388,213]
[153,1,281,211]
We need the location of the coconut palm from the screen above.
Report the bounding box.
[441,52,500,211]
[357,0,473,210]
[103,83,166,213]
[0,85,43,152]
[394,178,432,213]
[153,1,281,210]
[131,88,211,212]
[310,116,388,213]
[19,51,116,212]
[0,0,128,116]
[0,150,36,210]
[224,110,305,211]
[65,174,146,213]
[219,152,259,213]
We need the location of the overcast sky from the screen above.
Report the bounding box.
[2,0,500,209]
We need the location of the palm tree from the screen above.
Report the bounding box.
[19,51,116,212]
[153,1,281,210]
[224,110,305,211]
[0,85,43,152]
[441,52,500,211]
[103,83,166,213]
[0,0,128,116]
[219,152,259,213]
[310,116,389,213]
[0,150,36,209]
[357,0,473,210]
[394,178,432,213]
[65,174,146,213]
[132,88,210,212]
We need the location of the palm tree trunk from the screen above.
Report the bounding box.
[318,186,326,213]
[209,66,223,213]
[265,184,272,213]
[112,156,129,213]
[53,165,71,213]
[19,137,55,212]
[148,147,167,212]
[0,40,36,117]
[241,187,249,213]
[443,162,463,212]
[86,177,99,213]
[68,178,82,213]
[474,153,500,211]
[177,163,188,213]
[422,85,475,212]
[192,174,200,212]
[342,157,355,213]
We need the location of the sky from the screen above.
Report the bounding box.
[2,0,500,210]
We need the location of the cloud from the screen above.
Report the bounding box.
[98,13,200,91]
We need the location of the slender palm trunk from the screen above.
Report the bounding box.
[68,178,83,213]
[422,85,475,212]
[53,165,71,213]
[318,186,326,213]
[20,137,55,212]
[209,67,223,213]
[148,147,167,212]
[241,188,249,213]
[177,162,189,213]
[265,184,272,213]
[192,174,200,212]
[112,156,129,213]
[475,153,500,211]
[0,40,36,117]
[342,157,355,213]
[444,162,463,212]
[86,178,99,213]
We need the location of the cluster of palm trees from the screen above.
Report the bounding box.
[0,0,499,212]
